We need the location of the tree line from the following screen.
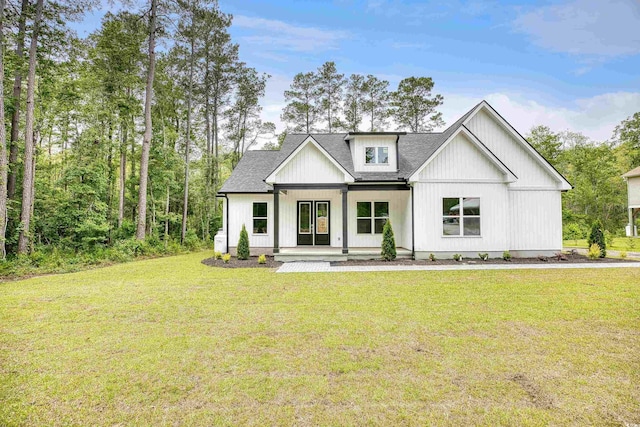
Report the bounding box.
[279,62,444,135]
[0,0,277,263]
[527,114,640,237]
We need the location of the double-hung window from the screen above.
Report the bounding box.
[252,202,268,234]
[357,201,389,234]
[442,197,480,236]
[365,147,389,164]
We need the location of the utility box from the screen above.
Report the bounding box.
[214,229,227,254]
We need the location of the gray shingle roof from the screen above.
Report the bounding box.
[218,103,481,193]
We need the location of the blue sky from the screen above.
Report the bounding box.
[73,0,640,141]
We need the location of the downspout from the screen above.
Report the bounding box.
[411,184,415,259]
[395,134,400,172]
[223,194,229,251]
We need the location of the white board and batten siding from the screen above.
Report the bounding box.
[351,135,398,172]
[347,190,410,248]
[275,143,345,184]
[413,112,563,257]
[227,193,274,250]
[418,132,505,182]
[466,109,559,189]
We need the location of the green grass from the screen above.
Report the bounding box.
[564,237,640,251]
[1,253,639,426]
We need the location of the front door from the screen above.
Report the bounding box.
[297,201,330,246]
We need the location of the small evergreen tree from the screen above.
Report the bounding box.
[587,220,606,258]
[381,219,396,261]
[237,224,250,260]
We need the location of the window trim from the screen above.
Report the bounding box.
[441,197,481,238]
[364,146,389,165]
[356,201,390,235]
[252,202,269,235]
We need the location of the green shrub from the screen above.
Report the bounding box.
[453,254,462,261]
[380,219,396,261]
[502,250,512,261]
[183,229,200,251]
[564,222,584,245]
[587,243,601,260]
[258,254,267,264]
[627,237,637,251]
[237,225,250,260]
[222,253,231,263]
[429,253,436,261]
[603,230,614,249]
[588,220,606,258]
[478,253,489,261]
[213,251,222,260]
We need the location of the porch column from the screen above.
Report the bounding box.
[342,188,348,254]
[273,186,279,253]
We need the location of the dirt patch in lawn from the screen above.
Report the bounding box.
[331,252,635,266]
[201,256,283,269]
[510,373,555,409]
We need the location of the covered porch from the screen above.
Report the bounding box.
[272,183,413,260]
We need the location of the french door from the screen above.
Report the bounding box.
[297,201,330,246]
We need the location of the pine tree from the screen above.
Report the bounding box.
[237,224,250,260]
[587,220,606,258]
[381,219,396,261]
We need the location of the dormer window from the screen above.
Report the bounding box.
[365,147,389,164]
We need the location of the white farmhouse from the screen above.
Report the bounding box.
[217,101,572,261]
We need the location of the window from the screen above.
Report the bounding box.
[365,147,389,164]
[442,197,480,236]
[252,202,268,234]
[357,201,389,234]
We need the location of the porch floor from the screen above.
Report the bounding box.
[275,247,412,262]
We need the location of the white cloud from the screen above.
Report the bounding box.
[233,15,350,52]
[513,0,640,58]
[437,91,640,141]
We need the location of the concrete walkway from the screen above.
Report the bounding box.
[276,261,640,273]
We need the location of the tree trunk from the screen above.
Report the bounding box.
[17,0,43,254]
[0,0,8,258]
[118,119,127,228]
[164,184,169,248]
[136,0,157,240]
[181,36,195,244]
[6,0,28,200]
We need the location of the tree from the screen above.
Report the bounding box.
[338,74,367,132]
[381,219,396,261]
[237,224,249,260]
[225,66,269,167]
[136,0,158,240]
[6,0,29,200]
[281,71,320,133]
[363,75,390,131]
[17,0,44,254]
[0,0,7,258]
[317,61,344,132]
[390,77,444,132]
[588,220,606,258]
[614,112,640,168]
[528,125,562,168]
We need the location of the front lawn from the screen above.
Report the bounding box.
[1,253,638,425]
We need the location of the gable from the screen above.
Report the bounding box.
[274,141,347,184]
[465,107,566,189]
[418,132,505,181]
